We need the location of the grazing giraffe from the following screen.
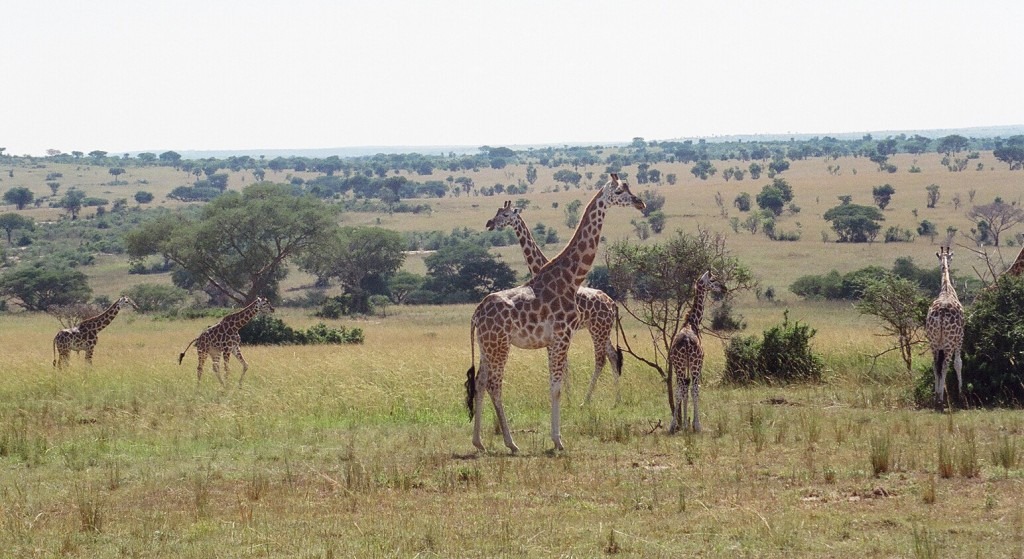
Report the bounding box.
[668,270,724,433]
[465,174,645,453]
[485,201,624,405]
[925,246,964,407]
[52,296,138,369]
[178,296,274,387]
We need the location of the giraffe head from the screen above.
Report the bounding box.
[936,246,953,265]
[115,296,139,311]
[254,296,275,315]
[602,173,645,211]
[697,269,726,296]
[485,200,520,231]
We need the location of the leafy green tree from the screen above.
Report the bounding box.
[525,164,538,185]
[823,202,885,242]
[563,199,583,228]
[926,184,940,208]
[121,283,188,313]
[108,167,126,182]
[917,219,938,243]
[755,178,793,216]
[734,192,752,212]
[639,190,665,217]
[61,189,86,220]
[552,169,582,188]
[423,241,517,303]
[993,143,1024,170]
[0,213,33,244]
[855,273,930,372]
[134,191,154,204]
[690,159,717,180]
[125,182,338,304]
[606,230,754,419]
[936,134,969,156]
[0,262,92,311]
[748,162,763,180]
[3,187,34,210]
[647,211,666,234]
[872,184,896,210]
[297,226,405,311]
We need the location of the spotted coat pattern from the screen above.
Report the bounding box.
[178,297,274,387]
[52,296,138,369]
[485,201,623,405]
[668,270,724,433]
[925,247,964,407]
[466,175,644,453]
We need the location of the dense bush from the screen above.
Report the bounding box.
[121,283,188,313]
[239,315,363,345]
[723,311,823,384]
[914,275,1024,407]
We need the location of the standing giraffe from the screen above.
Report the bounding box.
[925,246,964,407]
[1003,244,1024,278]
[485,201,624,405]
[668,270,724,433]
[52,296,138,369]
[178,296,274,387]
[465,174,644,453]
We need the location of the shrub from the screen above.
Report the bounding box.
[883,226,914,243]
[239,315,363,346]
[723,311,823,384]
[121,283,188,313]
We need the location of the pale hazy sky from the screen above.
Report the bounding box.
[3,0,1023,156]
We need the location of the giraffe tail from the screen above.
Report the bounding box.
[52,336,57,368]
[464,319,477,421]
[178,338,198,365]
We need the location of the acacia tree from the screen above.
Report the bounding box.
[855,273,930,373]
[3,187,34,210]
[125,182,338,304]
[0,262,92,311]
[966,199,1024,247]
[605,229,754,420]
[61,189,86,219]
[296,226,406,312]
[0,213,33,244]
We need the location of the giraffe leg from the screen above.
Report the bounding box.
[670,370,684,434]
[691,366,703,433]
[933,350,948,407]
[210,353,225,387]
[608,341,623,406]
[472,361,489,452]
[953,349,963,396]
[222,351,231,383]
[196,350,206,385]
[85,345,95,366]
[233,347,249,386]
[582,336,607,406]
[548,338,572,451]
[680,374,691,433]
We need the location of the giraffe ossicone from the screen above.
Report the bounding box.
[668,270,724,434]
[465,173,644,453]
[485,200,624,406]
[178,296,274,387]
[925,246,964,408]
[52,295,138,369]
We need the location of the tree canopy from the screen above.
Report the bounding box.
[125,182,339,304]
[3,187,34,210]
[0,262,92,311]
[823,202,884,242]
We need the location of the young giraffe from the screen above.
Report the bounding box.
[485,200,624,405]
[52,296,138,369]
[178,296,274,387]
[465,174,644,453]
[925,246,964,407]
[668,270,724,433]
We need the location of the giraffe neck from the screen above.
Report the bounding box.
[1007,245,1024,277]
[939,257,960,303]
[509,213,549,275]
[221,300,263,332]
[683,282,709,333]
[79,301,123,333]
[532,189,608,291]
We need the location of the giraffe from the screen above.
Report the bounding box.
[465,174,644,453]
[668,270,724,433]
[925,246,964,408]
[485,201,624,405]
[52,296,138,369]
[178,296,274,387]
[1003,244,1024,278]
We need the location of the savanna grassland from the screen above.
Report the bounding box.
[1,147,1024,557]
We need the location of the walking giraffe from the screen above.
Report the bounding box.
[52,296,138,369]
[485,200,624,405]
[465,174,644,453]
[178,296,274,387]
[668,270,724,433]
[925,246,964,407]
